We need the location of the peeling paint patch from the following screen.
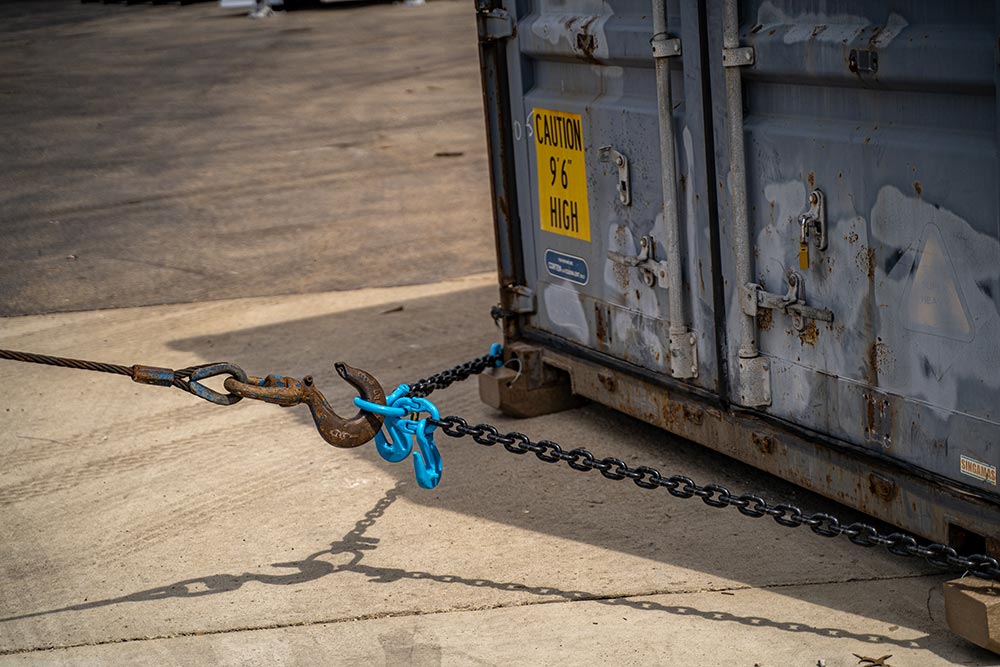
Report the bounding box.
[855,245,876,280]
[872,340,894,374]
[541,282,588,342]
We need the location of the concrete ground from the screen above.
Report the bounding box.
[0,2,996,666]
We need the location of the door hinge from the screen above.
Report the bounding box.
[477,8,514,42]
[651,34,682,59]
[722,46,755,67]
[502,284,536,314]
[737,355,771,407]
[669,331,698,379]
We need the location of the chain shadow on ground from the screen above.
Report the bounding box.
[0,285,986,662]
[159,284,985,662]
[0,483,952,655]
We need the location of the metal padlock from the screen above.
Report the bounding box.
[799,240,810,270]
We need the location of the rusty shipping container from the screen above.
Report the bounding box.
[475,0,1000,559]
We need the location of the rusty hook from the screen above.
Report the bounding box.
[301,363,387,448]
[224,362,387,448]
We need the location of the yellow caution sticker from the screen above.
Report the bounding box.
[534,108,590,242]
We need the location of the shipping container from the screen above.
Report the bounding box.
[476,0,999,573]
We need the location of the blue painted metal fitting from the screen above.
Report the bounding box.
[490,343,504,367]
[355,385,443,489]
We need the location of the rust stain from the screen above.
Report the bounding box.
[751,432,774,455]
[811,25,827,38]
[679,174,687,192]
[572,16,600,63]
[683,404,704,426]
[757,308,773,332]
[612,263,630,288]
[598,370,617,393]
[847,230,859,244]
[855,246,876,280]
[867,25,885,48]
[659,397,683,429]
[594,304,610,345]
[868,473,898,502]
[913,181,922,197]
[867,344,880,387]
[807,171,815,189]
[864,137,871,145]
[698,259,705,295]
[798,320,819,346]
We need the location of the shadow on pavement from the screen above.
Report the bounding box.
[0,283,985,663]
[0,483,942,654]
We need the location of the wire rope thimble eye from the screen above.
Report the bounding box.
[186,363,249,406]
[299,362,387,448]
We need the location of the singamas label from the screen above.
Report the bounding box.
[960,454,997,486]
[533,108,591,242]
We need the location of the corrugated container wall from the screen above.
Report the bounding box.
[476,0,1000,549]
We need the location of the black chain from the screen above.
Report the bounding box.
[404,352,1000,581]
[5,345,997,580]
[405,349,502,398]
[428,415,1000,580]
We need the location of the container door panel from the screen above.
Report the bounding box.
[504,0,719,389]
[710,2,1000,493]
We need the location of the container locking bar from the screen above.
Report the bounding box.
[723,0,765,403]
[650,0,696,380]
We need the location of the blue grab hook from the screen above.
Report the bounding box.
[355,384,444,489]
[353,344,502,489]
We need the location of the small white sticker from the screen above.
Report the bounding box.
[960,454,997,486]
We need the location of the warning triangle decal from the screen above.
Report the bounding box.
[899,224,974,342]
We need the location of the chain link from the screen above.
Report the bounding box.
[418,378,1000,581]
[405,349,502,398]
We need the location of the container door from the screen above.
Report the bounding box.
[709,2,1000,494]
[501,0,720,391]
